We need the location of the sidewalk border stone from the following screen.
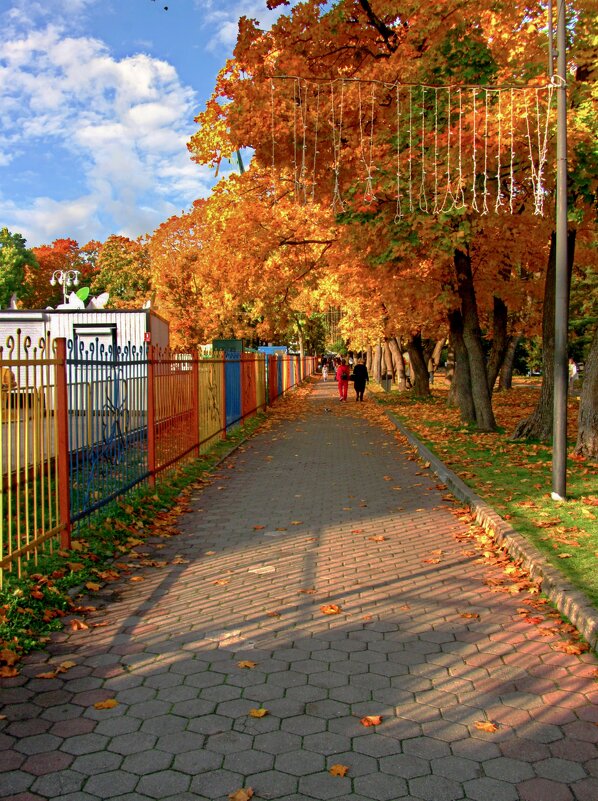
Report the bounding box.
[383,409,598,654]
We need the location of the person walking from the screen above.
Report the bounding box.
[352,357,369,401]
[336,358,350,402]
[322,360,329,381]
[568,357,578,393]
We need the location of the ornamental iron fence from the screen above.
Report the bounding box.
[0,332,315,586]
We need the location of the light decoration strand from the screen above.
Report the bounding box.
[266,77,556,218]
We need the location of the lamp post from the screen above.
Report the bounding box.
[50,270,81,305]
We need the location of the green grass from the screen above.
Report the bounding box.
[375,386,598,608]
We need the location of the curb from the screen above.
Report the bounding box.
[384,409,598,653]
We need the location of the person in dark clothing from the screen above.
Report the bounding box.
[352,358,369,401]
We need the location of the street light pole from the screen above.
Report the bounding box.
[50,270,81,306]
[552,0,569,500]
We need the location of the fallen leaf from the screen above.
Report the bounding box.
[553,640,590,655]
[474,720,498,733]
[369,536,388,543]
[0,666,19,678]
[299,588,316,595]
[0,649,20,666]
[213,579,230,586]
[93,698,119,710]
[248,708,269,718]
[360,715,382,726]
[558,553,573,559]
[237,661,257,669]
[460,613,480,620]
[85,582,101,591]
[129,576,145,582]
[320,604,342,615]
[70,619,89,631]
[35,671,58,679]
[228,790,254,801]
[267,611,281,618]
[290,521,303,526]
[329,764,349,777]
[252,525,265,530]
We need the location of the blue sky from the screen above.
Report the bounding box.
[0,0,287,248]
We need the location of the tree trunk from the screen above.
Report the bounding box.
[511,231,575,441]
[486,297,508,394]
[388,337,407,389]
[575,325,598,459]
[406,332,431,397]
[498,335,521,391]
[382,339,395,381]
[366,345,373,373]
[448,309,476,422]
[373,342,382,382]
[455,248,497,431]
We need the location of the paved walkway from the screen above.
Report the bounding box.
[1,378,597,801]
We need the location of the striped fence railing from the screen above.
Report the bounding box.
[0,334,316,585]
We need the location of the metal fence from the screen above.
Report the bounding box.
[0,333,316,586]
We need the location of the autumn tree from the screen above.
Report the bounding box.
[27,238,85,309]
[0,227,39,309]
[93,235,152,307]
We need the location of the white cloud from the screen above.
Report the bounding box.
[199,0,296,52]
[0,16,205,246]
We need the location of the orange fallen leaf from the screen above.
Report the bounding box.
[474,720,498,733]
[553,640,590,655]
[290,521,303,526]
[460,613,480,620]
[248,708,268,718]
[369,536,388,543]
[70,619,89,631]
[0,666,19,678]
[129,576,145,582]
[329,764,349,777]
[94,698,119,709]
[320,604,342,615]
[360,715,382,726]
[0,649,20,666]
[252,525,265,530]
[558,553,573,559]
[229,790,254,801]
[237,661,257,669]
[299,588,316,594]
[85,582,101,591]
[35,670,58,679]
[351,529,364,534]
[213,579,230,586]
[267,611,281,618]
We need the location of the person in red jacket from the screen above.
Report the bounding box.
[336,358,350,402]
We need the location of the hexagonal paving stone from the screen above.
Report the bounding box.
[535,756,588,783]
[327,751,377,777]
[107,732,157,756]
[83,769,138,798]
[186,714,233,736]
[135,769,191,799]
[223,749,274,775]
[275,750,326,776]
[281,715,326,736]
[14,733,64,755]
[379,752,430,779]
[173,749,223,775]
[72,751,123,776]
[353,772,408,801]
[303,731,351,756]
[409,774,464,801]
[463,777,519,801]
[140,714,188,736]
[190,768,243,797]
[121,749,173,775]
[60,732,111,756]
[402,736,451,760]
[204,730,253,755]
[31,768,86,797]
[156,731,206,755]
[482,756,535,783]
[298,771,351,799]
[253,731,302,755]
[430,755,481,782]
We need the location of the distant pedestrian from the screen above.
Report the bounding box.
[322,362,329,381]
[352,357,369,401]
[568,357,578,393]
[336,358,350,402]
